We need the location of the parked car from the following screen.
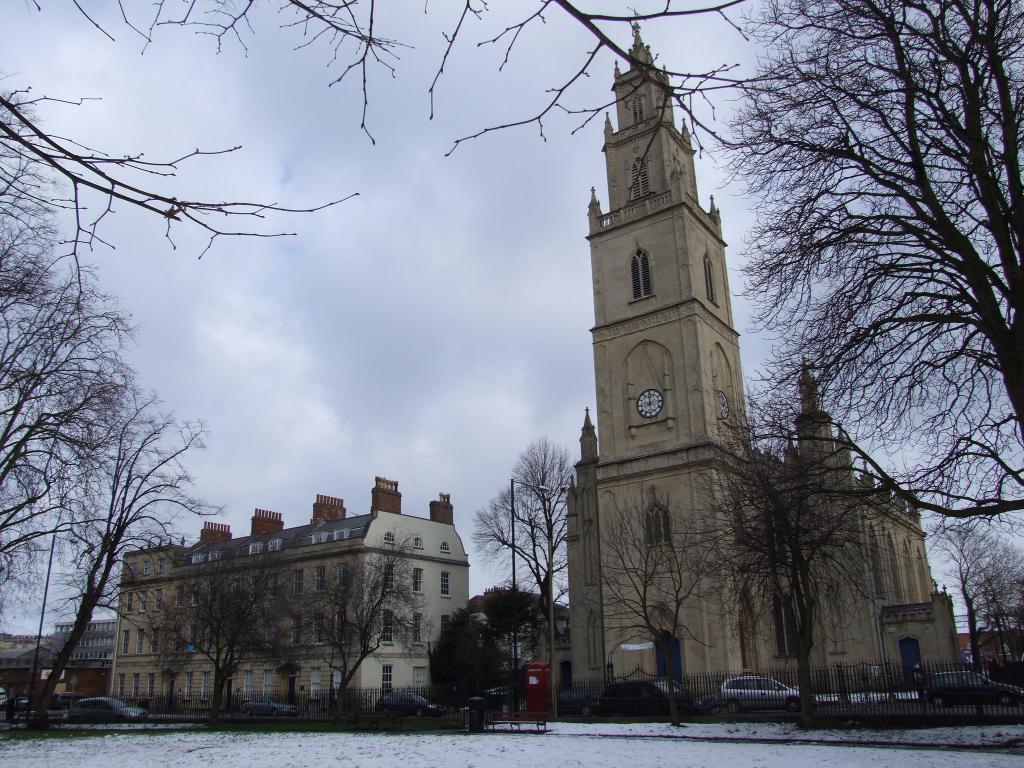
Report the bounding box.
[50,692,89,710]
[926,672,1023,708]
[718,676,801,713]
[66,696,147,722]
[240,698,299,716]
[599,678,696,717]
[557,689,600,716]
[374,692,445,717]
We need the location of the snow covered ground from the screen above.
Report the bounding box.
[3,722,1021,768]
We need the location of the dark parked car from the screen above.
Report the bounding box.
[374,692,445,717]
[66,696,147,722]
[927,672,1023,708]
[50,692,89,710]
[599,678,695,717]
[718,675,801,713]
[557,689,600,716]
[240,698,298,716]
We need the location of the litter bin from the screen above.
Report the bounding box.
[464,696,486,733]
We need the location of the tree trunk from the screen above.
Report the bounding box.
[964,593,982,672]
[660,636,681,726]
[28,585,105,729]
[796,646,815,728]
[209,672,226,725]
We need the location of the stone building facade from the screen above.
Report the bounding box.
[565,28,957,683]
[111,477,469,702]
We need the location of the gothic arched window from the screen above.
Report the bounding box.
[644,503,671,546]
[704,253,717,303]
[629,158,650,199]
[631,249,652,300]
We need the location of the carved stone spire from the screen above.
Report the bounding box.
[629,23,654,67]
[580,407,598,462]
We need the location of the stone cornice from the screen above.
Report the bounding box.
[591,298,740,344]
[596,441,722,482]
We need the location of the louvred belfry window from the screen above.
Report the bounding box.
[630,158,650,199]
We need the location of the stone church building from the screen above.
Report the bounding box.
[564,28,958,684]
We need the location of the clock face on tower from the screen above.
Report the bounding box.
[636,388,664,418]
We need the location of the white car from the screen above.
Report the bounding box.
[719,675,801,713]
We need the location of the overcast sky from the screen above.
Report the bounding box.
[4,1,909,633]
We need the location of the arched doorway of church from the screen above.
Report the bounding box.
[655,633,683,681]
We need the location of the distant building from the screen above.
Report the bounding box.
[53,617,117,666]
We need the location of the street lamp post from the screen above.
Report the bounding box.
[509,477,518,711]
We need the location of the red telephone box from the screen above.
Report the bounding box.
[524,661,549,713]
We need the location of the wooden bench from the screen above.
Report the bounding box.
[486,711,547,733]
[346,712,405,730]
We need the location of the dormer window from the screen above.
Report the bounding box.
[440,541,450,554]
[268,539,281,551]
[249,542,263,555]
[629,158,650,199]
[191,553,205,564]
[631,249,652,300]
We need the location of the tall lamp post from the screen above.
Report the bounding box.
[509,477,518,711]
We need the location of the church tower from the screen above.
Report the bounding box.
[567,26,745,680]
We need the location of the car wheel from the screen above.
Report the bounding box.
[997,692,1015,707]
[724,700,740,715]
[930,694,944,708]
[784,698,800,713]
[580,705,592,717]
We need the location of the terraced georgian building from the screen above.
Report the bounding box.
[111,477,469,702]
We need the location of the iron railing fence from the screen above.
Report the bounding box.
[49,660,1023,723]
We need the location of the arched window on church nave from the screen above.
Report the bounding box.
[917,546,932,598]
[867,525,887,601]
[704,252,717,304]
[886,532,904,604]
[902,539,921,602]
[629,158,650,199]
[631,249,652,300]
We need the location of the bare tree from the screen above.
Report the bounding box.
[602,490,717,726]
[0,214,130,593]
[154,553,289,724]
[307,536,423,717]
[473,438,573,639]
[730,0,1024,519]
[932,519,1024,670]
[8,2,746,253]
[710,392,874,725]
[29,388,212,726]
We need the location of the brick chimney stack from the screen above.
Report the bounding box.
[199,521,232,544]
[429,493,454,525]
[250,508,284,536]
[312,494,346,524]
[371,476,402,514]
